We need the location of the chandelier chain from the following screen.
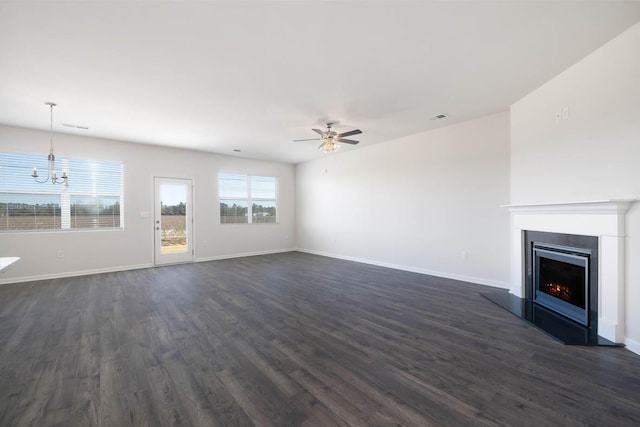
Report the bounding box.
[49,103,53,153]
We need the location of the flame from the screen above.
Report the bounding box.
[544,282,572,301]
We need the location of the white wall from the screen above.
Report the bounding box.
[510,23,640,350]
[0,124,295,283]
[296,112,511,288]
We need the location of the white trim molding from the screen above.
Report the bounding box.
[196,248,296,263]
[625,337,640,356]
[0,263,153,286]
[502,199,636,216]
[296,248,511,290]
[505,199,636,343]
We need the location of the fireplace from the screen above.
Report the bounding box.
[532,243,590,326]
[492,200,635,346]
[482,227,608,345]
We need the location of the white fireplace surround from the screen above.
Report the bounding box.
[504,200,636,343]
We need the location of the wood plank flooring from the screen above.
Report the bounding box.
[1,251,639,426]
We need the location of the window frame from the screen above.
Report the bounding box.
[218,172,278,225]
[0,150,125,233]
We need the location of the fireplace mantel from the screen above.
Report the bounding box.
[504,199,637,343]
[502,200,636,215]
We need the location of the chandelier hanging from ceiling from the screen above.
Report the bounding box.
[31,102,68,185]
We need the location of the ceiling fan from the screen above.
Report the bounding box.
[294,122,362,153]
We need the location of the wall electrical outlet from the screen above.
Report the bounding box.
[461,251,468,261]
[57,250,64,258]
[562,106,570,120]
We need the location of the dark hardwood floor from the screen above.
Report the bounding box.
[1,252,639,426]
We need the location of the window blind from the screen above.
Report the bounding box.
[0,152,124,231]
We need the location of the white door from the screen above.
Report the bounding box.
[154,177,193,265]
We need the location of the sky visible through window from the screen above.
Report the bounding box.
[161,184,186,207]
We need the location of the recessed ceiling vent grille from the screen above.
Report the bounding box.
[430,114,448,120]
[62,123,89,130]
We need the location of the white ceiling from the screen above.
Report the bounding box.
[1,2,639,164]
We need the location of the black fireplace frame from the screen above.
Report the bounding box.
[533,243,590,326]
[524,231,599,334]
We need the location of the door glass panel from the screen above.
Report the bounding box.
[160,184,187,255]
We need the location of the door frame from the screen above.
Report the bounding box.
[153,176,194,266]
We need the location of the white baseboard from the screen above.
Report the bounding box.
[195,248,296,263]
[0,263,153,286]
[597,317,622,344]
[624,337,640,356]
[0,249,297,286]
[295,248,511,289]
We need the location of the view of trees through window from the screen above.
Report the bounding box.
[219,202,276,224]
[161,202,186,216]
[219,173,277,224]
[1,198,122,231]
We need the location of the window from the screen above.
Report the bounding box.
[219,173,277,224]
[0,152,124,231]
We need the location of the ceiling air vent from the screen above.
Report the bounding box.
[62,123,89,130]
[430,114,448,120]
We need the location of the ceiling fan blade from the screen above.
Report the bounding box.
[337,138,359,145]
[337,129,362,138]
[312,128,324,136]
[293,138,321,142]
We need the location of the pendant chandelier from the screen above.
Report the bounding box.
[31,102,68,185]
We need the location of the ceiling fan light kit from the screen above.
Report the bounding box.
[294,122,362,153]
[319,140,340,153]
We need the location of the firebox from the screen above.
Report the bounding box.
[533,243,590,326]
